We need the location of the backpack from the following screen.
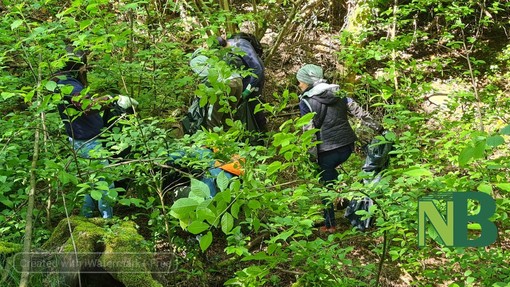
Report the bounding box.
[181,97,207,135]
[344,197,374,231]
[232,32,263,58]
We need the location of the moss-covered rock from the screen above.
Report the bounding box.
[40,216,163,287]
[0,241,22,285]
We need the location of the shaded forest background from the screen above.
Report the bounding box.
[1,0,510,286]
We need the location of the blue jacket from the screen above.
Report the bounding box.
[57,75,104,140]
[227,38,265,96]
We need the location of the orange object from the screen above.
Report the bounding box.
[214,154,245,176]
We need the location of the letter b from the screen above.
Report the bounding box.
[453,192,497,247]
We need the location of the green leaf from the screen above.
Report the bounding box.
[1,92,17,100]
[119,198,132,206]
[486,135,505,147]
[216,171,229,192]
[1,199,13,208]
[467,223,481,230]
[197,207,216,225]
[267,161,282,176]
[477,183,493,195]
[500,125,510,135]
[495,183,510,192]
[187,221,209,234]
[58,171,78,185]
[190,178,210,199]
[170,198,199,216]
[472,140,485,159]
[231,201,242,219]
[91,190,103,201]
[11,19,23,30]
[248,199,261,210]
[403,167,432,177]
[295,113,315,128]
[79,19,93,31]
[199,231,213,251]
[221,212,234,234]
[458,146,473,167]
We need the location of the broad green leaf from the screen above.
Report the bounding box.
[472,140,485,159]
[216,171,229,192]
[119,198,132,206]
[1,199,13,208]
[11,19,23,30]
[486,135,505,147]
[170,198,199,215]
[495,183,510,192]
[248,199,261,210]
[1,92,17,100]
[80,19,93,31]
[267,161,282,176]
[187,221,209,234]
[190,178,210,199]
[221,212,234,234]
[295,112,315,128]
[91,190,103,201]
[403,167,432,177]
[196,207,216,225]
[58,171,78,185]
[231,201,242,219]
[458,146,473,167]
[477,183,493,195]
[199,231,213,251]
[500,125,510,135]
[61,85,74,95]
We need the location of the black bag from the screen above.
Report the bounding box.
[344,197,374,231]
[235,98,260,133]
[362,136,393,175]
[181,97,207,135]
[232,32,263,58]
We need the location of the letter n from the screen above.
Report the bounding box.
[418,198,454,247]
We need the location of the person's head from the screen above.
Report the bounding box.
[216,36,227,48]
[296,64,324,92]
[61,45,88,86]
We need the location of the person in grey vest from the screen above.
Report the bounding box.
[296,64,383,233]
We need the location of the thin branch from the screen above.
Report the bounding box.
[19,121,40,287]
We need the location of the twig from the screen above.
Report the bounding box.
[19,120,40,287]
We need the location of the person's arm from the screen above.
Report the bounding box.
[346,97,384,132]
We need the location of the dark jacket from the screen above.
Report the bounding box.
[204,76,243,130]
[57,75,104,140]
[227,38,265,96]
[299,83,382,153]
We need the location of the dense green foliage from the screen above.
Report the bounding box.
[1,0,509,286]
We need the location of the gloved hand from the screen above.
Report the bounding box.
[117,95,139,109]
[241,88,252,99]
[241,84,255,99]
